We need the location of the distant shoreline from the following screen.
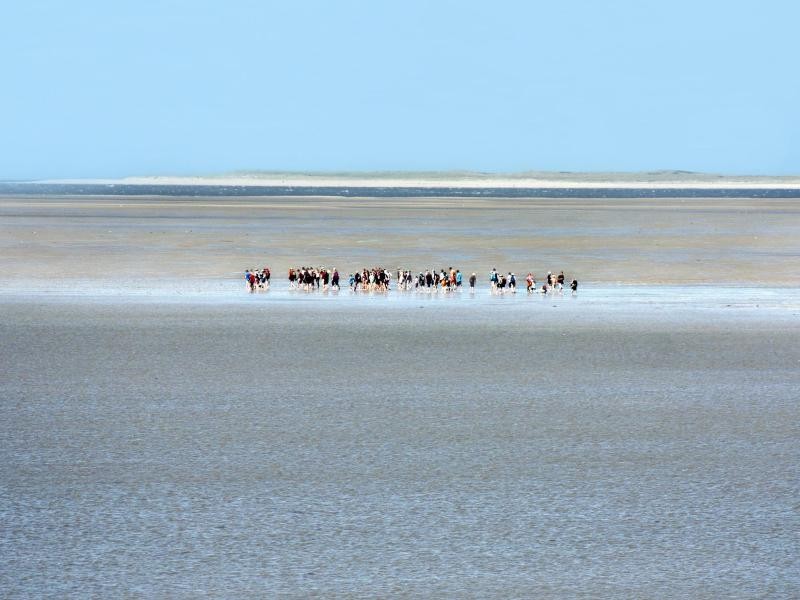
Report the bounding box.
[33,171,800,190]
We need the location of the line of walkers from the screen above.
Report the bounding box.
[397,268,471,292]
[355,267,478,292]
[288,267,341,290]
[245,266,577,294]
[488,268,578,294]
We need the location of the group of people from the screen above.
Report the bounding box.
[348,268,393,291]
[398,268,476,292]
[349,267,480,292]
[489,269,578,294]
[287,267,341,290]
[244,267,271,291]
[245,265,578,294]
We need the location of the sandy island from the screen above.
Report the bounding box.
[40,170,800,190]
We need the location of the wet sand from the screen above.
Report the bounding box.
[2,194,799,287]
[1,300,798,597]
[2,191,799,596]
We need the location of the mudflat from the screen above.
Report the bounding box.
[2,194,799,286]
[2,192,799,596]
[1,300,799,597]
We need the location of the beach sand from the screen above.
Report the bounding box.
[2,194,799,288]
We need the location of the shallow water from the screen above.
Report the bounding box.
[1,298,798,597]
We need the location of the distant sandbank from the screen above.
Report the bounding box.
[39,170,800,190]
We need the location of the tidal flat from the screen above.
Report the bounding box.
[1,299,798,597]
[1,192,799,597]
[2,194,800,285]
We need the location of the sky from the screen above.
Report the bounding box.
[1,0,798,179]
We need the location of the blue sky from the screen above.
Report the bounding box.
[1,0,798,178]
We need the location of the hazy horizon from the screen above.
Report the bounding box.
[21,168,800,183]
